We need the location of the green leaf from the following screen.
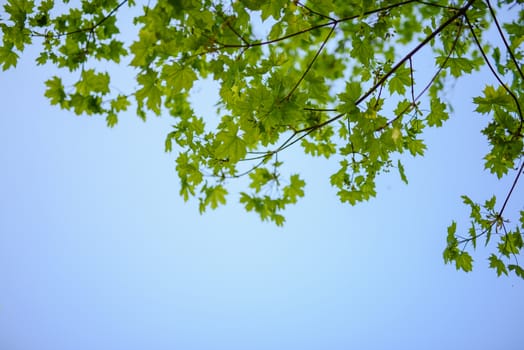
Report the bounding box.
[239,192,259,213]
[393,99,412,116]
[351,38,373,65]
[162,63,197,93]
[488,254,508,276]
[437,56,476,77]
[44,76,66,106]
[240,0,265,11]
[75,69,110,95]
[484,196,496,211]
[260,0,285,21]
[446,221,457,245]
[397,159,408,184]
[165,131,175,153]
[405,138,426,156]
[443,245,458,265]
[455,251,473,272]
[239,192,286,226]
[273,213,285,226]
[337,187,372,205]
[426,97,448,127]
[135,70,162,114]
[200,184,228,212]
[176,152,203,201]
[388,65,411,95]
[330,160,349,188]
[4,0,34,24]
[508,264,524,279]
[498,232,523,257]
[248,167,275,192]
[338,82,362,114]
[283,174,305,203]
[468,223,477,249]
[462,195,482,222]
[215,123,247,164]
[106,112,118,127]
[110,95,130,112]
[473,85,514,114]
[69,93,103,115]
[0,45,19,70]
[129,29,156,67]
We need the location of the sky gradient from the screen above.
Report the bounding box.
[1,5,523,350]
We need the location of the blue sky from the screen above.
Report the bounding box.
[1,4,524,350]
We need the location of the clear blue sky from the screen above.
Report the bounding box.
[1,5,523,350]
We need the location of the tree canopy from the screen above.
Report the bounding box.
[1,0,523,279]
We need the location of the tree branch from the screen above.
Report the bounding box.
[465,14,524,136]
[485,0,524,82]
[237,0,478,174]
[378,17,466,131]
[283,23,337,101]
[217,0,420,50]
[499,160,524,221]
[295,1,336,21]
[32,0,129,38]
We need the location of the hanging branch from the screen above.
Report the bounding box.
[464,14,524,133]
[31,0,129,38]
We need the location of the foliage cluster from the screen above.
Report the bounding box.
[1,0,523,278]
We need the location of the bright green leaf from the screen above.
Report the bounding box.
[44,76,66,106]
[397,159,408,184]
[488,254,508,276]
[215,123,247,163]
[455,251,473,272]
[0,45,19,70]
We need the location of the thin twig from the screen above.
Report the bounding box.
[378,17,466,131]
[50,0,129,38]
[218,0,420,49]
[283,24,336,101]
[242,0,477,169]
[415,0,460,10]
[295,1,336,21]
[485,0,524,82]
[498,160,524,220]
[464,14,524,134]
[226,22,250,46]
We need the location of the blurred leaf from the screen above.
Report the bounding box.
[488,254,508,276]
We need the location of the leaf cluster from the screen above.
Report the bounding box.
[1,0,523,278]
[444,196,524,278]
